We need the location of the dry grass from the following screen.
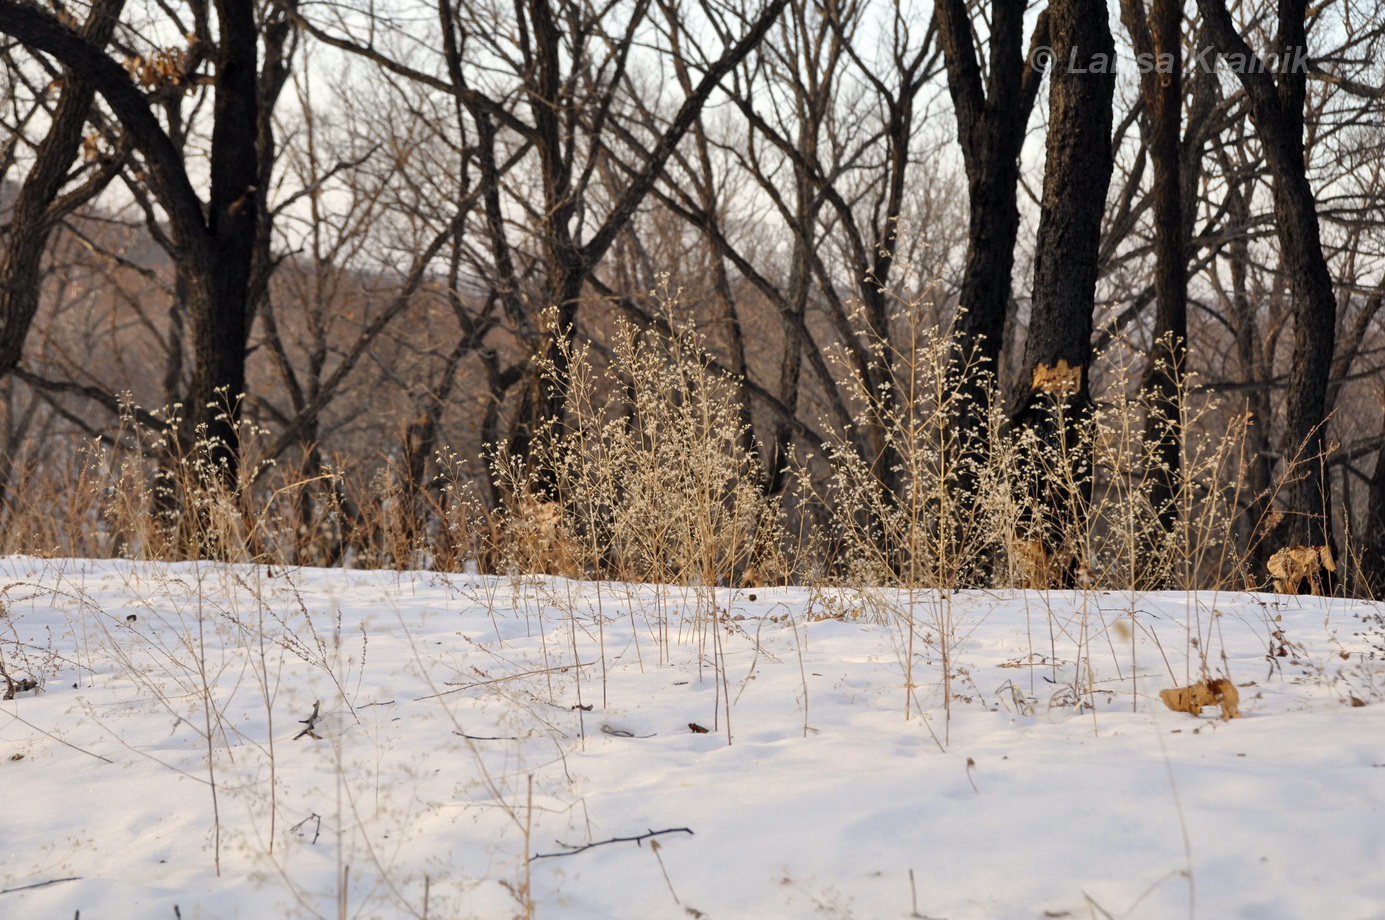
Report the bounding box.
[0,274,1309,606]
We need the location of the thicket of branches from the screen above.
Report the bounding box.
[2,0,1385,592]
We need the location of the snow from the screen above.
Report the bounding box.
[1,555,1382,919]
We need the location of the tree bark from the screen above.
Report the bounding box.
[0,0,125,377]
[554,0,787,427]
[1361,434,1385,596]
[1120,0,1186,538]
[1010,0,1117,576]
[512,0,790,469]
[936,0,1048,428]
[185,0,261,471]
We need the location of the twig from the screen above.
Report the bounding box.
[650,838,680,904]
[0,876,81,894]
[453,731,524,740]
[601,724,656,738]
[906,868,947,919]
[293,700,321,740]
[414,661,597,701]
[533,827,693,860]
[0,710,114,763]
[289,812,322,844]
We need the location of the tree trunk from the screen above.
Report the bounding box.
[0,0,125,378]
[1197,0,1337,556]
[1360,435,1385,596]
[1010,0,1116,579]
[508,0,789,470]
[1223,179,1277,568]
[1121,0,1186,539]
[185,0,260,474]
[0,0,267,487]
[937,0,1048,430]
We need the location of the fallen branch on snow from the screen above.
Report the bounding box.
[533,827,694,859]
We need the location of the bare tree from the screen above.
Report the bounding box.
[294,0,789,471]
[1118,0,1188,539]
[936,0,1048,444]
[1197,0,1339,552]
[0,0,295,478]
[0,0,126,380]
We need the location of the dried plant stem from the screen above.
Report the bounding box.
[193,579,222,877]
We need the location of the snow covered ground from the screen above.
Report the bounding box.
[1,555,1382,919]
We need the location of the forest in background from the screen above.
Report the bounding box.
[2,0,1385,593]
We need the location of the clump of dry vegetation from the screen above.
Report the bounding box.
[0,274,1282,604]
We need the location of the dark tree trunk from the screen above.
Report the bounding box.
[0,0,125,377]
[1010,0,1117,575]
[506,0,789,469]
[1121,0,1186,538]
[1223,179,1277,566]
[935,0,1048,582]
[0,0,269,487]
[1361,436,1385,596]
[1198,0,1337,554]
[936,0,1048,431]
[186,0,261,474]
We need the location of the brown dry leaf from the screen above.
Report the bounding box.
[81,131,104,163]
[1159,678,1241,720]
[508,496,585,577]
[1267,544,1335,595]
[1012,539,1068,589]
[1031,358,1082,395]
[124,47,194,92]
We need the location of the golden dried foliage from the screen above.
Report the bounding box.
[504,496,584,578]
[1030,358,1082,396]
[1159,678,1241,720]
[1267,544,1336,595]
[1012,539,1067,589]
[1010,539,1092,589]
[81,131,101,163]
[123,47,195,91]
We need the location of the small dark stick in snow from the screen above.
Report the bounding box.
[294,700,322,740]
[532,827,693,859]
